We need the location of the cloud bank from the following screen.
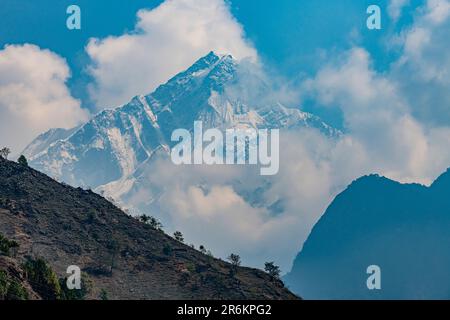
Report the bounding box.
[0,44,89,153]
[303,47,450,185]
[392,0,450,126]
[86,0,257,109]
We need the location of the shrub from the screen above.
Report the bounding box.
[163,244,173,256]
[227,254,241,267]
[107,239,120,276]
[17,155,28,166]
[173,231,184,243]
[86,210,97,224]
[0,147,11,159]
[264,262,281,280]
[186,263,195,273]
[0,271,29,300]
[148,216,163,230]
[199,245,207,255]
[23,258,62,300]
[59,273,92,300]
[0,233,19,257]
[0,271,7,298]
[99,289,109,300]
[6,279,29,300]
[137,215,163,230]
[227,253,241,277]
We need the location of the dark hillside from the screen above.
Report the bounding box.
[0,157,297,300]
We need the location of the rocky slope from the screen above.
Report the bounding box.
[0,157,298,300]
[0,255,41,300]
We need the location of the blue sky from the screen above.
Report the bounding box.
[2,0,450,270]
[0,0,424,119]
[3,0,445,167]
[0,0,163,105]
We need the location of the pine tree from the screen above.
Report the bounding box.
[227,253,241,277]
[173,231,184,243]
[18,155,28,166]
[264,262,281,280]
[0,147,11,159]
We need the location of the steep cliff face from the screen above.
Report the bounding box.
[0,158,298,300]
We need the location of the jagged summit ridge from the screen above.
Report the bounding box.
[24,52,339,190]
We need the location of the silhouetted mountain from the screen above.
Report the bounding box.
[0,157,298,300]
[285,171,450,299]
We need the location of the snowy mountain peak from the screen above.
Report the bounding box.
[163,51,235,86]
[24,52,339,191]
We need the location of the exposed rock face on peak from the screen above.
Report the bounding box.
[24,52,338,191]
[0,158,299,300]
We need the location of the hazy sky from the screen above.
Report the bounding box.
[0,0,424,118]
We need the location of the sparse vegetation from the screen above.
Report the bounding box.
[137,214,163,230]
[86,210,97,224]
[186,263,195,273]
[23,258,61,300]
[0,147,11,159]
[264,262,281,280]
[59,272,92,300]
[0,158,298,300]
[227,253,241,277]
[199,245,207,255]
[0,233,19,257]
[0,271,29,300]
[173,231,184,243]
[163,244,173,256]
[227,253,241,267]
[107,239,120,276]
[3,255,92,300]
[99,288,109,300]
[137,214,149,224]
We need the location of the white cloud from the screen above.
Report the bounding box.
[93,0,450,272]
[135,117,448,271]
[302,45,450,185]
[392,0,450,125]
[0,44,90,153]
[425,0,450,24]
[126,136,337,272]
[388,0,411,21]
[86,0,257,109]
[109,23,450,271]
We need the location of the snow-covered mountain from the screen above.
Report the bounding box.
[24,51,339,198]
